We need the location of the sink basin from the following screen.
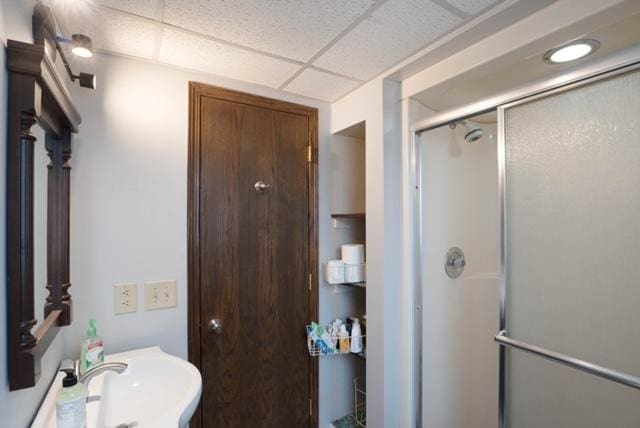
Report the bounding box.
[32,347,202,428]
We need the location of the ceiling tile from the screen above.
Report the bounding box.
[61,7,157,59]
[96,0,159,18]
[162,0,375,62]
[314,0,462,80]
[285,68,360,102]
[158,28,300,88]
[445,0,500,15]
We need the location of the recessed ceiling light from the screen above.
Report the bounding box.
[543,39,600,64]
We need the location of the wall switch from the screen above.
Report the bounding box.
[144,280,177,310]
[114,283,137,314]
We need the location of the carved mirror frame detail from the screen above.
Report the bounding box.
[7,37,80,390]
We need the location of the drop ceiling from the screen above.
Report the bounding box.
[54,0,534,102]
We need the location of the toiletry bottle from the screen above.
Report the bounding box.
[350,318,363,354]
[346,317,354,335]
[313,323,337,355]
[330,319,342,349]
[339,325,350,354]
[56,369,87,428]
[80,319,104,375]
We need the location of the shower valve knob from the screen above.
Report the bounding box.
[445,247,466,279]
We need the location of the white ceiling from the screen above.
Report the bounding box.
[412,9,640,112]
[53,0,523,102]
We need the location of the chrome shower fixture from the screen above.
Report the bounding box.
[445,247,465,279]
[449,120,484,143]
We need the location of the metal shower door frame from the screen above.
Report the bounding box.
[410,48,640,428]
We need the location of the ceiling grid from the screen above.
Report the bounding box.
[54,0,510,101]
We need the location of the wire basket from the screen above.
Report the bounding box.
[306,324,366,357]
[354,377,366,427]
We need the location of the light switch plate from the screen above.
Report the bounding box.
[114,283,137,314]
[144,280,177,310]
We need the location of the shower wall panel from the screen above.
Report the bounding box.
[419,120,500,428]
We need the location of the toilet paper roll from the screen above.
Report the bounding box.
[325,260,345,284]
[345,263,366,283]
[341,244,365,264]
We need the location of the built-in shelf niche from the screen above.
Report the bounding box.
[327,120,366,426]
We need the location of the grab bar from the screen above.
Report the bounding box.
[495,330,640,391]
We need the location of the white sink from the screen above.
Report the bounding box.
[32,347,202,428]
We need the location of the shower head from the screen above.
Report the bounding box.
[464,127,483,143]
[450,120,484,143]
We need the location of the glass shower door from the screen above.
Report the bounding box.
[500,66,640,427]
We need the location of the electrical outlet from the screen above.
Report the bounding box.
[144,280,177,310]
[114,283,137,314]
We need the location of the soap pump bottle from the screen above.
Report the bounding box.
[350,318,363,354]
[339,325,350,354]
[56,369,87,428]
[80,319,104,375]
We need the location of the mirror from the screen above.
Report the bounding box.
[32,125,48,333]
[6,35,80,389]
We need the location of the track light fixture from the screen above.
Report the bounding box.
[33,2,96,90]
[55,33,97,89]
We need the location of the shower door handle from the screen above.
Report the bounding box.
[495,330,640,390]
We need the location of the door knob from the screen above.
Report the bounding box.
[254,181,271,192]
[208,319,223,334]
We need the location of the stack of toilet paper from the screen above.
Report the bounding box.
[324,244,366,284]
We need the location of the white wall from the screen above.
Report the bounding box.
[0,1,73,426]
[331,133,365,215]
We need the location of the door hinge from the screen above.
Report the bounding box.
[309,398,313,416]
[307,145,312,163]
[308,273,312,291]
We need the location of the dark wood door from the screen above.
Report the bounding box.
[188,83,318,428]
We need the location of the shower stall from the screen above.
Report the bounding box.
[411,54,640,427]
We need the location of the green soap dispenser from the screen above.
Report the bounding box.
[80,319,104,375]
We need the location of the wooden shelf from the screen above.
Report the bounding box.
[331,213,365,219]
[348,282,366,288]
[328,281,366,288]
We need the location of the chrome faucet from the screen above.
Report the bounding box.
[78,361,128,388]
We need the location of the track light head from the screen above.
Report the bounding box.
[77,72,96,89]
[70,33,93,58]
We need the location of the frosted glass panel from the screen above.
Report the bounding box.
[504,68,640,427]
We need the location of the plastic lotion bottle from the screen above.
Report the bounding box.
[339,325,350,354]
[56,369,87,428]
[80,319,104,375]
[350,318,363,354]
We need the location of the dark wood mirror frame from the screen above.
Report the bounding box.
[6,4,81,390]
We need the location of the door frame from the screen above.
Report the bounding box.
[187,82,319,427]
